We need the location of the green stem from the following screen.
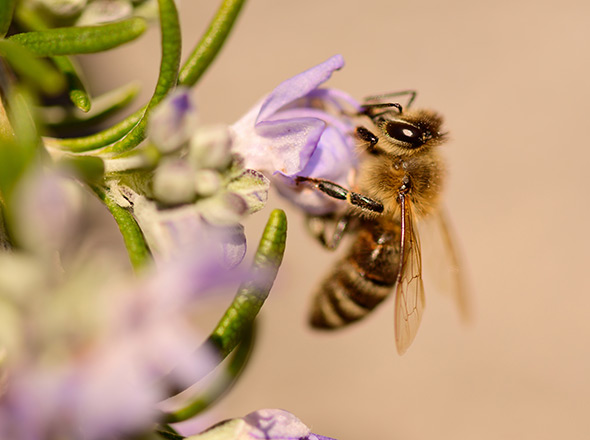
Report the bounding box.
[92,186,152,272]
[179,0,246,87]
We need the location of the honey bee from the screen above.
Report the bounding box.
[296,91,468,355]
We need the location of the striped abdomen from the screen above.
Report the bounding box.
[310,218,401,328]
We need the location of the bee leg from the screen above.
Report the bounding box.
[363,90,417,108]
[306,214,353,250]
[359,102,402,119]
[356,126,379,154]
[295,176,384,214]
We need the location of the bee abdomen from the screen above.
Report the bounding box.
[309,258,395,329]
[309,220,400,329]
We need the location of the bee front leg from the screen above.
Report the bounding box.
[356,126,379,154]
[363,90,417,109]
[295,176,384,214]
[359,102,402,120]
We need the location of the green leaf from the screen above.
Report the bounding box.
[51,56,91,112]
[210,209,287,358]
[12,4,49,32]
[47,108,143,153]
[163,325,255,423]
[2,87,39,156]
[0,40,65,95]
[8,17,147,56]
[149,0,182,110]
[93,185,152,272]
[179,0,246,87]
[100,0,182,155]
[0,88,40,234]
[43,82,139,129]
[0,0,16,38]
[0,137,31,204]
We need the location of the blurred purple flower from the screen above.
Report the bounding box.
[186,409,337,440]
[0,176,243,439]
[112,182,248,268]
[231,55,361,215]
[0,243,229,440]
[12,170,82,254]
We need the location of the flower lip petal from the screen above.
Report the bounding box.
[255,117,326,176]
[256,55,345,124]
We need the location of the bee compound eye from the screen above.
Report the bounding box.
[384,121,424,148]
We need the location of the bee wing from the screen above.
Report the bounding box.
[420,208,471,323]
[394,194,426,355]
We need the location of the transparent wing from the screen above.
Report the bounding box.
[394,194,426,355]
[419,208,471,323]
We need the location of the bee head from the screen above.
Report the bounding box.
[375,109,446,152]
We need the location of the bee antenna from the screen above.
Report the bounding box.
[391,103,403,113]
[360,102,403,120]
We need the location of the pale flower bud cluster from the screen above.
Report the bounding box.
[147,90,270,224]
[109,88,270,266]
[31,0,156,26]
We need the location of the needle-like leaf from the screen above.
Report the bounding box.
[179,0,246,87]
[9,17,147,56]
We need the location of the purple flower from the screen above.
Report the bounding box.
[186,409,337,440]
[231,55,361,215]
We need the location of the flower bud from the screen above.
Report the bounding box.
[226,169,270,214]
[149,88,199,154]
[34,0,87,19]
[76,0,133,25]
[189,125,233,170]
[197,192,247,226]
[194,169,222,197]
[153,160,196,205]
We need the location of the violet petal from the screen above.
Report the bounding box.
[256,55,345,123]
[255,117,326,175]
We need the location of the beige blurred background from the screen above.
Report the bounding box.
[82,1,590,439]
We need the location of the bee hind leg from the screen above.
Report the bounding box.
[306,214,353,250]
[295,176,384,214]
